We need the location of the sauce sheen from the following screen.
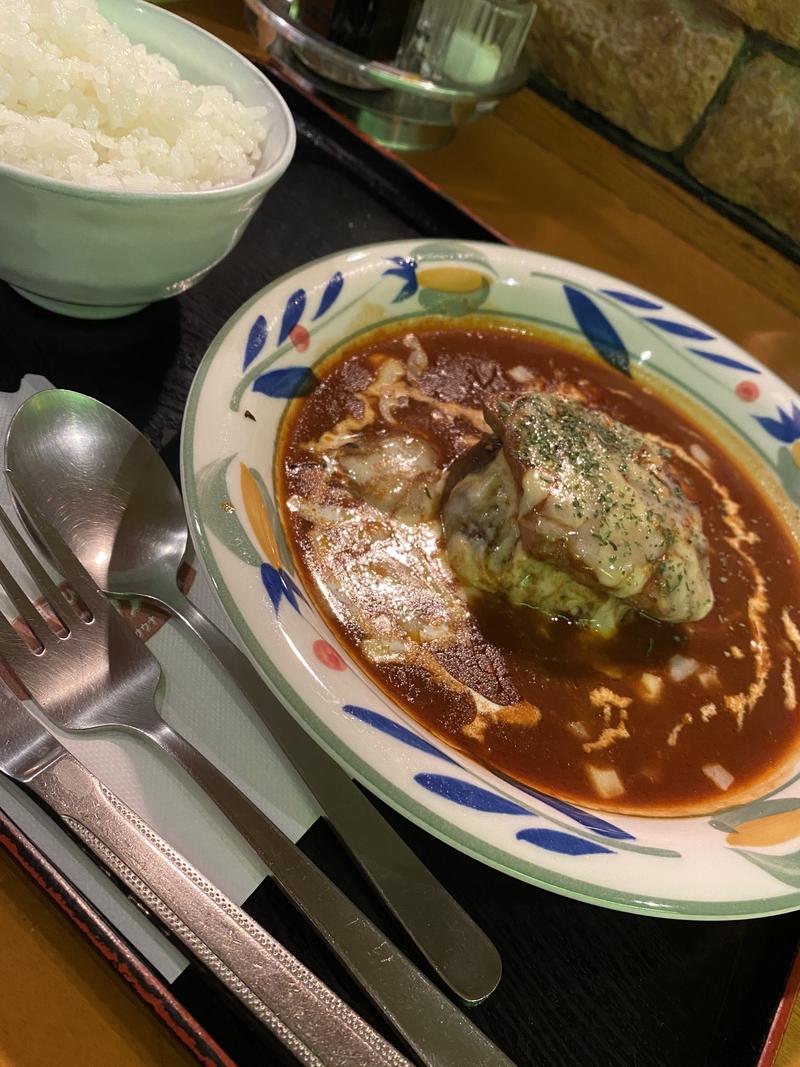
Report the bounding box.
[278,322,800,815]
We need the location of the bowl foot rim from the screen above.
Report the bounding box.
[9,284,150,320]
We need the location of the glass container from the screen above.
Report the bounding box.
[415,0,536,87]
[294,0,419,62]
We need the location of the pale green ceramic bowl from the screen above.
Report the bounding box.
[0,0,295,319]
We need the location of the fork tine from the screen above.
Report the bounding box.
[0,552,52,645]
[6,483,106,615]
[0,505,82,627]
[0,601,37,670]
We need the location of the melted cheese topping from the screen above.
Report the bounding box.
[654,435,771,731]
[283,330,800,814]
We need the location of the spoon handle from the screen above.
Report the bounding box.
[156,585,501,1006]
[144,717,515,1067]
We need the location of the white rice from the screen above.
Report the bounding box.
[0,0,267,191]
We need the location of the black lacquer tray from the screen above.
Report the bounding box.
[2,75,800,1067]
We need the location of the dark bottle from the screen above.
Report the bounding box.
[295,0,417,62]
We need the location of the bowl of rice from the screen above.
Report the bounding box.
[0,0,296,318]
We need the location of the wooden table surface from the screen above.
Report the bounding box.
[3,3,800,1065]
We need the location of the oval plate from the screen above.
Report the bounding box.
[181,240,800,919]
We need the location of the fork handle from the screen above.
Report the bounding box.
[155,585,501,1005]
[29,752,410,1067]
[147,718,516,1067]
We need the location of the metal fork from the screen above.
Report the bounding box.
[0,497,516,1067]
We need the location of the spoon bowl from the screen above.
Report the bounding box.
[6,389,188,606]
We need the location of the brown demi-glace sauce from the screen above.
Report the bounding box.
[278,321,800,815]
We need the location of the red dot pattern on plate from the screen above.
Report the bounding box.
[290,325,310,352]
[313,639,346,671]
[735,381,759,402]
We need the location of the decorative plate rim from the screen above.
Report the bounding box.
[180,239,800,920]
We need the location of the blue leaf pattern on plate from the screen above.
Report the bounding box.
[383,256,418,302]
[280,571,298,611]
[600,289,662,311]
[312,271,344,321]
[516,828,613,855]
[414,773,531,814]
[283,571,308,605]
[278,289,307,344]
[687,348,761,374]
[755,403,800,443]
[516,786,634,840]
[260,564,300,613]
[346,707,633,838]
[252,367,316,398]
[644,317,714,341]
[343,705,456,762]
[564,285,630,375]
[243,314,267,370]
[261,563,283,612]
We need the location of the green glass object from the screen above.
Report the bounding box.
[417,0,536,86]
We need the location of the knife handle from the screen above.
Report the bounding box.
[30,752,410,1067]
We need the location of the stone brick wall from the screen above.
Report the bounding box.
[528,0,800,247]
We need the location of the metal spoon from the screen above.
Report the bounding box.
[5,387,502,1005]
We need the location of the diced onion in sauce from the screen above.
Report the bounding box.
[698,668,719,689]
[508,364,536,383]
[669,655,699,682]
[639,672,663,701]
[702,763,734,791]
[586,764,625,799]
